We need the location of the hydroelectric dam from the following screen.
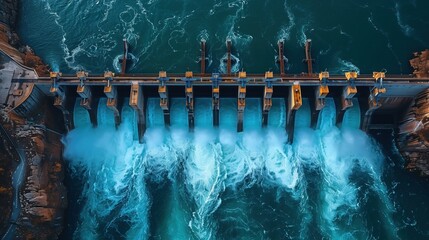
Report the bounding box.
[3,40,429,145]
[3,0,429,239]
[2,37,429,239]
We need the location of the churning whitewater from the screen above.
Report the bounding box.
[63,98,396,239]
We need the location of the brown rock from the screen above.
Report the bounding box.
[53,163,62,173]
[27,207,55,222]
[397,88,429,176]
[0,186,9,193]
[32,136,45,154]
[1,3,66,238]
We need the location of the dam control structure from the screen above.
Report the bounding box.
[2,39,429,174]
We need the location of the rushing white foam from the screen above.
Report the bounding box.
[65,100,147,239]
[316,99,397,239]
[65,95,398,239]
[187,129,224,239]
[142,99,192,239]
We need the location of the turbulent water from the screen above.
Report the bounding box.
[60,96,429,239]
[16,0,429,239]
[62,98,384,239]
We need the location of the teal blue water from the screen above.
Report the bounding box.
[18,0,429,74]
[17,1,429,239]
[61,96,429,239]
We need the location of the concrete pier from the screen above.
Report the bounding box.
[262,71,276,126]
[287,83,302,143]
[129,83,145,143]
[236,71,247,132]
[311,71,330,127]
[183,71,195,131]
[212,73,220,127]
[361,72,386,131]
[337,72,358,125]
[158,71,170,126]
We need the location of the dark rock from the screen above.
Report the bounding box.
[397,88,429,176]
[0,109,15,237]
[1,103,67,239]
[15,116,67,239]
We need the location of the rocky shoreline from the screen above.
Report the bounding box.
[14,115,67,239]
[0,108,16,237]
[397,87,429,176]
[0,106,67,239]
[1,0,67,239]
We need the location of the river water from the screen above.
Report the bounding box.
[18,0,429,74]
[16,0,429,239]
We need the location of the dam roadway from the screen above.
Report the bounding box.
[10,72,429,88]
[9,69,426,143]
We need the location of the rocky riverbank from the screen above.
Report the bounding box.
[395,52,429,177]
[1,0,67,239]
[0,108,16,237]
[397,88,429,176]
[0,106,67,239]
[14,114,67,239]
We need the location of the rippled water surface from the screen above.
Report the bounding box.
[18,0,429,74]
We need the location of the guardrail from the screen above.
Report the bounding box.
[11,73,429,87]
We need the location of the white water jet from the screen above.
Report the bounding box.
[317,98,397,239]
[63,95,398,239]
[65,99,148,239]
